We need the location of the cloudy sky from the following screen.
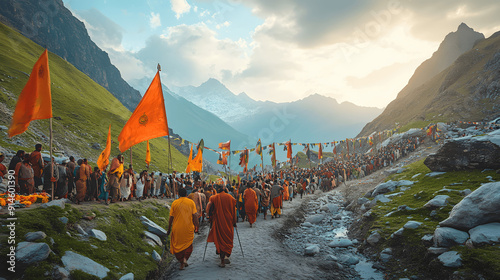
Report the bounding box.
[62,0,500,108]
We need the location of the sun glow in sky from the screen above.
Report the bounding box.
[63,0,500,108]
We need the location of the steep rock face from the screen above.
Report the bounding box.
[0,0,141,111]
[358,24,500,137]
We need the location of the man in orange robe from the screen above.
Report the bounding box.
[167,188,198,270]
[243,185,258,227]
[283,182,290,201]
[29,143,44,189]
[206,186,237,268]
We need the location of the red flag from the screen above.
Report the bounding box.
[118,71,168,152]
[97,125,112,171]
[9,49,52,137]
[219,140,231,150]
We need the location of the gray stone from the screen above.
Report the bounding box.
[305,214,325,224]
[325,203,339,213]
[434,227,469,247]
[119,273,134,280]
[373,194,391,204]
[140,216,168,238]
[438,251,462,268]
[428,247,449,255]
[424,137,500,172]
[424,195,450,208]
[328,238,353,248]
[404,221,423,229]
[49,237,55,246]
[62,251,110,278]
[426,172,446,177]
[301,222,313,227]
[380,253,392,262]
[421,234,434,244]
[16,242,51,264]
[304,244,320,256]
[25,231,47,242]
[152,250,162,262]
[59,217,69,224]
[440,182,500,231]
[144,231,162,246]
[90,245,98,249]
[372,181,398,196]
[339,255,359,265]
[358,197,369,205]
[326,255,338,262]
[381,248,392,255]
[53,265,70,280]
[392,228,404,237]
[459,189,472,196]
[89,229,107,241]
[430,210,438,217]
[75,224,88,236]
[41,199,65,209]
[367,231,381,246]
[469,222,500,245]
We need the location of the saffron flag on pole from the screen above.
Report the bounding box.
[9,49,52,137]
[219,140,231,150]
[118,70,168,152]
[145,140,151,167]
[97,125,112,171]
[255,139,262,155]
[191,139,204,172]
[239,148,249,172]
[285,140,292,160]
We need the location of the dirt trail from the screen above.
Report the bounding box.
[162,195,339,280]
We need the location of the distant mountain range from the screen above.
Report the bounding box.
[359,23,500,136]
[174,79,382,145]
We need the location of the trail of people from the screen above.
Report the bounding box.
[163,195,346,280]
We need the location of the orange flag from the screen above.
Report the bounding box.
[97,125,112,171]
[145,140,151,166]
[118,71,168,152]
[185,144,193,173]
[191,147,203,172]
[219,140,231,150]
[9,49,52,137]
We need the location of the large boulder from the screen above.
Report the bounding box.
[434,227,469,247]
[424,135,500,171]
[469,223,500,246]
[440,182,500,231]
[24,231,47,242]
[62,251,110,278]
[16,242,51,264]
[140,216,167,238]
[328,238,354,248]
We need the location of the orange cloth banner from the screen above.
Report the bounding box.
[9,49,52,137]
[118,71,168,152]
[97,125,112,171]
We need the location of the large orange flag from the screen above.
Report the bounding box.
[97,125,112,171]
[145,140,151,167]
[9,49,52,137]
[191,147,203,172]
[118,71,168,152]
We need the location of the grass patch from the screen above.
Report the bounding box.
[0,201,172,280]
[364,159,500,279]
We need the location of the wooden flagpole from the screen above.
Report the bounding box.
[50,117,54,200]
[130,147,133,167]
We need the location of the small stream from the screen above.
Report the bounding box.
[283,191,384,280]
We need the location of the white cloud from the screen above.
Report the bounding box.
[149,12,161,28]
[216,21,230,29]
[171,0,191,19]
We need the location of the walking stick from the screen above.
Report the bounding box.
[235,226,244,258]
[202,238,209,261]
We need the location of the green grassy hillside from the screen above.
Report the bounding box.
[0,22,186,172]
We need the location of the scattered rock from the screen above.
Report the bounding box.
[421,234,433,245]
[358,197,369,205]
[119,273,134,280]
[424,195,450,208]
[434,227,469,247]
[428,247,449,255]
[367,231,381,246]
[372,194,391,204]
[89,229,107,241]
[469,222,500,245]
[391,228,404,237]
[152,250,162,262]
[301,222,313,227]
[438,251,462,268]
[304,244,320,256]
[62,251,110,278]
[424,137,500,171]
[459,189,472,196]
[305,214,325,224]
[339,255,359,266]
[91,143,101,150]
[144,231,163,246]
[25,231,47,242]
[75,224,88,236]
[440,182,500,231]
[328,238,353,248]
[41,199,65,209]
[53,265,70,280]
[403,221,423,229]
[379,252,392,262]
[326,255,338,262]
[59,217,69,224]
[371,181,398,196]
[140,216,168,238]
[16,242,51,264]
[425,172,446,177]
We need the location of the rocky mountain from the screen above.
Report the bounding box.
[359,24,499,136]
[0,0,142,111]
[175,79,382,144]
